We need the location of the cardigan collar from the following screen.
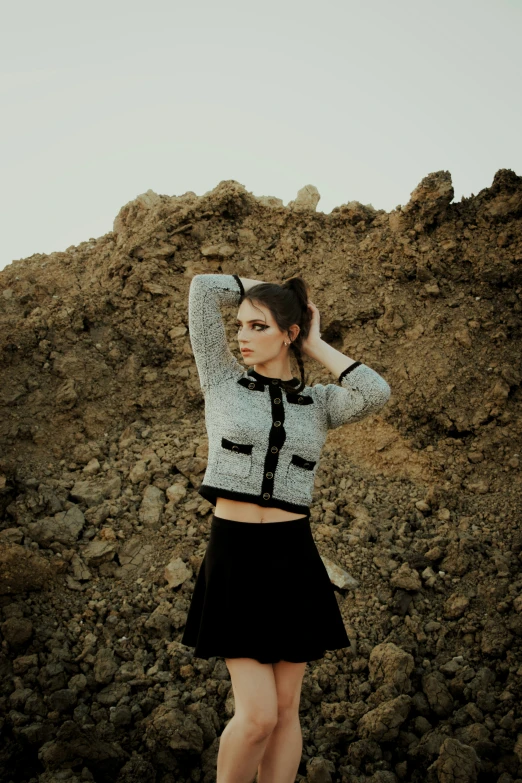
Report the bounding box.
[246,368,301,387]
[239,368,314,403]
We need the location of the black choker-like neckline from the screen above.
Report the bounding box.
[247,368,300,386]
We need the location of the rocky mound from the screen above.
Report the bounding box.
[0,170,522,782]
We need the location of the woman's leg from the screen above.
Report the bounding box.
[257,660,307,783]
[217,657,278,783]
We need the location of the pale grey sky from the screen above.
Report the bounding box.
[1,0,521,272]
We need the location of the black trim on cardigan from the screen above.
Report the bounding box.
[221,437,253,455]
[291,454,316,470]
[338,361,362,382]
[232,274,245,298]
[259,380,288,503]
[198,484,311,517]
[237,376,265,392]
[247,368,300,387]
[285,392,314,405]
[240,370,313,404]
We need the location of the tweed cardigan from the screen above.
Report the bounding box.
[188,273,391,517]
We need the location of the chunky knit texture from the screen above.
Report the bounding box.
[188,273,391,516]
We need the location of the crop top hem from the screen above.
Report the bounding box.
[198,484,311,518]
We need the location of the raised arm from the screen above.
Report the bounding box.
[309,339,391,429]
[188,273,245,392]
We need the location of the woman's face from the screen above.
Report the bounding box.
[236,298,298,364]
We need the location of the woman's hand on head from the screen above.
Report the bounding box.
[300,301,322,357]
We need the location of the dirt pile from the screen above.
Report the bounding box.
[0,170,521,782]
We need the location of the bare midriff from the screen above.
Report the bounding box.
[214,497,307,523]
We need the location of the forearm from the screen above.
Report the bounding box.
[238,276,267,293]
[306,339,358,380]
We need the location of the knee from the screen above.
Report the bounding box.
[276,698,300,725]
[241,710,278,741]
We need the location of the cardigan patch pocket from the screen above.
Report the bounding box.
[217,437,253,478]
[286,453,317,490]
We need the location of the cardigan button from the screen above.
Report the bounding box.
[271,446,278,453]
[263,492,271,499]
[273,421,281,427]
[232,445,238,450]
[266,472,273,479]
[248,382,256,389]
[271,380,278,385]
[298,397,304,403]
[274,398,281,404]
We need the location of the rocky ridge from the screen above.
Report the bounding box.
[0,170,522,782]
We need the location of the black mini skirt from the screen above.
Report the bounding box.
[180,513,350,664]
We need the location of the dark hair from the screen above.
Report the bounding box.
[239,277,312,394]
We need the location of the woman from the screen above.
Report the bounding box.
[181,272,391,782]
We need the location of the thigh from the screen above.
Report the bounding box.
[225,658,278,725]
[272,660,307,713]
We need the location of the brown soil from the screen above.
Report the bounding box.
[0,170,521,783]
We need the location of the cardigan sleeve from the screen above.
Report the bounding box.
[314,361,391,430]
[188,273,245,392]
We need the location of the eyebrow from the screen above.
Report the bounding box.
[236,318,267,324]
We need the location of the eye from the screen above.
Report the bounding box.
[236,324,267,331]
